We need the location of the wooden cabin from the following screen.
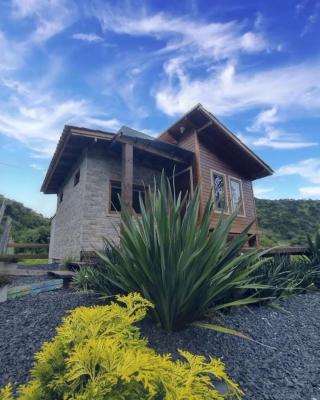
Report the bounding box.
[41,104,273,262]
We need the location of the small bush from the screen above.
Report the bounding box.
[0,293,242,400]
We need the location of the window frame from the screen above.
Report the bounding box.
[228,175,246,217]
[108,180,147,215]
[210,169,229,214]
[109,180,122,214]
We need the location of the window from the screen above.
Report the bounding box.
[109,181,146,213]
[211,171,227,211]
[59,191,63,203]
[229,177,245,216]
[74,169,80,186]
[110,181,122,212]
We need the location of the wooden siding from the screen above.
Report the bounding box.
[198,139,258,234]
[163,129,258,235]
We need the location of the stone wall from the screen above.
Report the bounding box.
[49,144,161,261]
[81,146,161,252]
[48,152,88,261]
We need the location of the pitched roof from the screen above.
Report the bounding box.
[159,103,273,180]
[41,125,193,194]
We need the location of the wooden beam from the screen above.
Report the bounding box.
[193,132,204,220]
[121,142,133,211]
[117,136,188,164]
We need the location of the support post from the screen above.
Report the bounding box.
[121,143,133,211]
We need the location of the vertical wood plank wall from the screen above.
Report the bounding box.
[168,129,258,235]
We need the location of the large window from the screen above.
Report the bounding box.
[229,177,245,216]
[109,181,146,213]
[211,171,227,211]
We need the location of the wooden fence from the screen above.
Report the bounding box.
[0,243,49,261]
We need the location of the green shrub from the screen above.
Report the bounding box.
[71,266,94,292]
[96,172,266,331]
[0,293,242,400]
[247,256,306,302]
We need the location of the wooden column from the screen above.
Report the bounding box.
[193,132,204,219]
[121,142,133,211]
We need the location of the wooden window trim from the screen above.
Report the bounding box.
[210,169,229,214]
[228,175,246,218]
[108,180,122,215]
[169,166,194,196]
[108,180,147,215]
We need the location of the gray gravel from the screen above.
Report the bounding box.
[0,290,319,399]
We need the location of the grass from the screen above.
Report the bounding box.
[18,258,48,265]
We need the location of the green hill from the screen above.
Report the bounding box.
[256,198,320,246]
[0,195,50,244]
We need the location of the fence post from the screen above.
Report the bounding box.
[0,199,6,225]
[0,216,12,255]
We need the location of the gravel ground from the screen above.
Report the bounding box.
[0,290,319,399]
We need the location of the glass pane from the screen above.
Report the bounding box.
[213,174,226,210]
[230,179,244,214]
[132,186,145,213]
[110,182,121,212]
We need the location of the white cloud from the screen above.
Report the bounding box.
[277,159,320,184]
[72,33,104,42]
[11,0,77,42]
[30,163,44,171]
[245,106,317,149]
[299,187,320,198]
[94,7,268,61]
[155,60,320,116]
[253,186,274,197]
[85,117,121,131]
[244,126,318,150]
[300,1,320,37]
[248,107,279,131]
[0,31,26,71]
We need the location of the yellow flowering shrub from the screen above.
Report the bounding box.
[0,293,242,400]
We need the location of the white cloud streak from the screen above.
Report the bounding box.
[156,60,320,116]
[95,7,268,61]
[277,159,320,184]
[299,186,320,198]
[253,186,274,197]
[11,0,77,42]
[72,33,104,42]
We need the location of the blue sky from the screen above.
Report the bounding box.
[0,0,319,217]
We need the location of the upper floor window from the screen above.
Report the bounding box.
[211,171,227,211]
[74,169,80,186]
[229,177,245,216]
[109,181,146,214]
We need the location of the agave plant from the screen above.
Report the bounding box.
[97,172,268,332]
